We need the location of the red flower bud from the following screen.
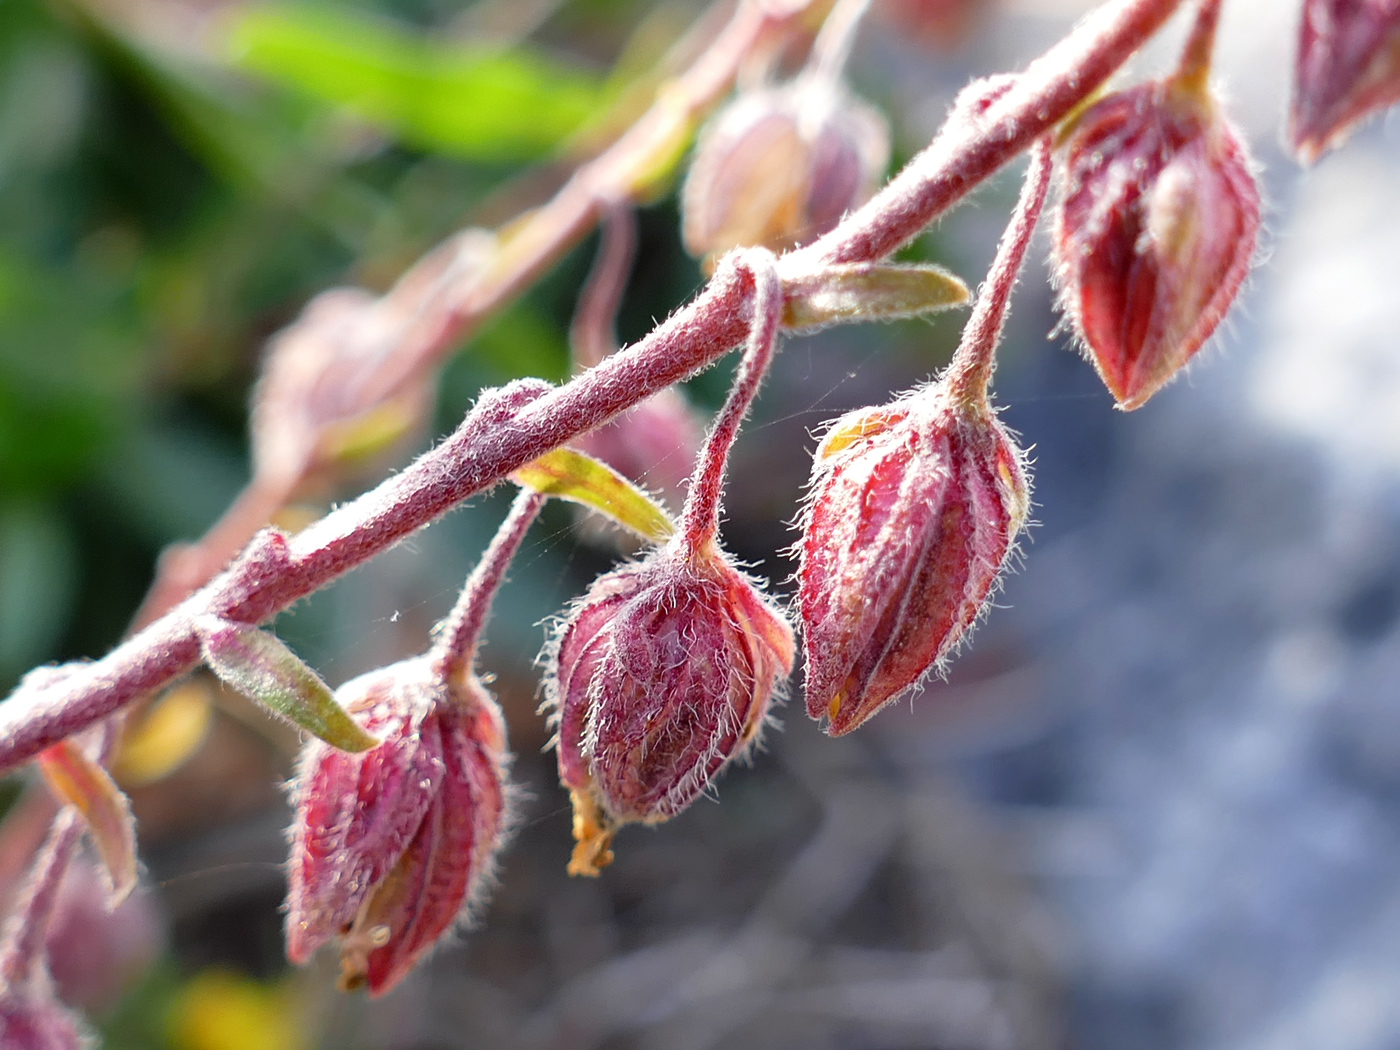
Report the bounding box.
[1053,78,1260,409]
[285,658,509,996]
[545,539,794,875]
[682,82,889,265]
[0,986,92,1050]
[1291,0,1400,161]
[798,386,1029,736]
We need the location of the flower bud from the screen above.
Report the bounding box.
[682,82,889,265]
[0,986,92,1050]
[1053,79,1260,410]
[1291,0,1400,161]
[545,539,794,874]
[799,385,1028,736]
[285,658,509,996]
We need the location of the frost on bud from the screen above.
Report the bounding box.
[799,386,1029,736]
[1291,0,1400,161]
[1053,79,1260,410]
[545,539,794,876]
[285,658,509,996]
[0,986,93,1050]
[681,81,889,266]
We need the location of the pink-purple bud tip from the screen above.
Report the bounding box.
[799,385,1029,736]
[285,658,509,996]
[545,538,794,876]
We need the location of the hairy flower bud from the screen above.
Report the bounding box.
[286,658,509,996]
[0,986,92,1050]
[682,82,889,265]
[545,539,794,875]
[1291,0,1400,161]
[1053,78,1260,409]
[799,386,1029,736]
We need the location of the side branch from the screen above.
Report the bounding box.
[0,0,1185,776]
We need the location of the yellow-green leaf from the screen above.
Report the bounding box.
[512,447,675,542]
[782,263,970,332]
[197,617,378,753]
[38,739,138,906]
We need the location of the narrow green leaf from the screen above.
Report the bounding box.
[38,739,138,906]
[227,7,608,161]
[512,447,676,542]
[196,617,379,752]
[782,263,970,332]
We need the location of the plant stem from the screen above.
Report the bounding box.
[807,0,874,85]
[0,0,1187,777]
[0,810,81,987]
[681,249,783,552]
[1174,0,1222,95]
[787,0,1186,270]
[430,489,546,693]
[946,138,1054,412]
[570,205,638,370]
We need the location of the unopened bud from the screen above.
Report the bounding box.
[1291,0,1400,161]
[799,385,1028,735]
[0,986,92,1050]
[1053,78,1260,410]
[545,539,794,875]
[682,81,889,265]
[286,658,509,996]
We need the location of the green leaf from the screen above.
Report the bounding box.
[782,263,970,332]
[227,7,608,161]
[196,617,379,752]
[513,447,675,542]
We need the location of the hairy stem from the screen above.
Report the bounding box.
[1174,0,1223,94]
[0,0,1187,776]
[0,810,81,987]
[570,204,638,370]
[681,249,783,552]
[946,138,1054,411]
[431,489,546,692]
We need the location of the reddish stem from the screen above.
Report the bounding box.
[430,488,546,692]
[784,0,1186,271]
[1174,0,1222,94]
[946,138,1055,411]
[0,810,81,987]
[681,249,783,552]
[0,0,1187,776]
[570,205,638,370]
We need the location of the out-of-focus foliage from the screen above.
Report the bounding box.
[227,6,612,160]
